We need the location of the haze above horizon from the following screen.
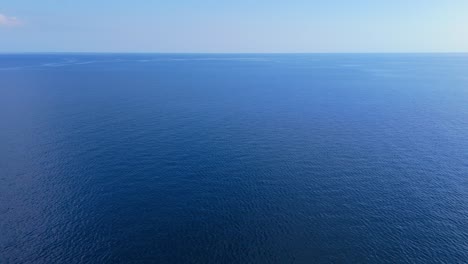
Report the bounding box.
[1,1,467,53]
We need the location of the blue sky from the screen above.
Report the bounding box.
[1,0,467,52]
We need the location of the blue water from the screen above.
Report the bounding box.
[1,54,467,263]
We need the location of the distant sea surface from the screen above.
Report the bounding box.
[1,54,467,263]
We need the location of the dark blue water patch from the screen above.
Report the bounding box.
[1,54,467,263]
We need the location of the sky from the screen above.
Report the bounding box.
[1,0,467,53]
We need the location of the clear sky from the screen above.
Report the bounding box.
[1,0,467,53]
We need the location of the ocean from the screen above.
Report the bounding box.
[1,54,467,263]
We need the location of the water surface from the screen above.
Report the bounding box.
[1,54,467,263]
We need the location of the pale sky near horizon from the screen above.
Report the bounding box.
[1,0,467,53]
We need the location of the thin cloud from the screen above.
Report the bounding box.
[0,13,22,27]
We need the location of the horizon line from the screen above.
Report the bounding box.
[1,51,468,55]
